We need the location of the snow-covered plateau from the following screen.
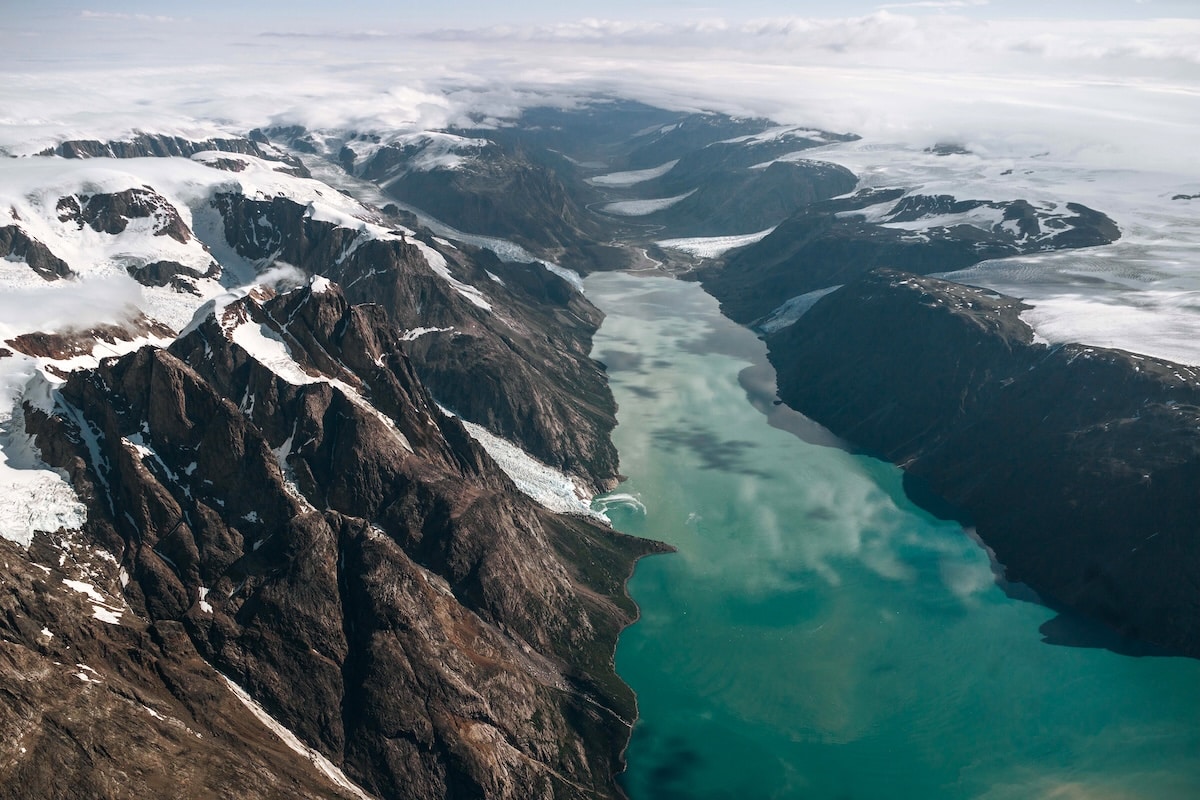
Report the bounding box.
[761,139,1200,365]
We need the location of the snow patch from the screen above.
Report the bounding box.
[198,586,212,614]
[588,159,678,187]
[63,578,124,624]
[719,125,829,146]
[411,239,493,311]
[400,326,453,342]
[229,319,322,386]
[91,605,123,624]
[220,675,377,800]
[601,189,696,217]
[758,285,843,333]
[657,226,777,258]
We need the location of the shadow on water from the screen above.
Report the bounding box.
[901,473,1182,658]
[737,363,848,450]
[651,426,771,477]
[737,350,1183,661]
[1038,607,1178,658]
[620,726,708,800]
[596,349,646,373]
[626,385,660,399]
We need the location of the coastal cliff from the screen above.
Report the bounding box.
[767,269,1200,656]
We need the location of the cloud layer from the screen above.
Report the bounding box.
[3,11,1197,184]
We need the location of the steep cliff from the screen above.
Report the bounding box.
[768,269,1200,656]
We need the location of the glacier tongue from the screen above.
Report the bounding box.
[0,354,86,545]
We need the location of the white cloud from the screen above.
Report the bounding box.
[80,11,189,24]
[0,275,143,338]
[877,1,987,9]
[1,12,1197,181]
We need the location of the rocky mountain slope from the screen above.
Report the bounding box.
[0,128,668,798]
[295,105,859,269]
[16,281,661,798]
[767,269,1200,656]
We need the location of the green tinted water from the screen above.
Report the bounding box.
[587,272,1200,800]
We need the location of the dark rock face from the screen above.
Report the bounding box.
[20,282,664,799]
[359,140,625,272]
[618,159,856,238]
[212,192,621,493]
[126,259,218,292]
[0,225,73,280]
[768,269,1200,656]
[39,133,311,177]
[0,534,371,800]
[702,190,1122,324]
[56,188,193,244]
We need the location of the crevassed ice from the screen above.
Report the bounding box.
[657,226,777,258]
[440,405,603,520]
[0,355,86,546]
[601,189,696,217]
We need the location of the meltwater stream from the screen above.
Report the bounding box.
[587,272,1200,800]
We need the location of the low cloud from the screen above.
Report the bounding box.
[877,0,987,9]
[1,11,1197,181]
[0,274,143,338]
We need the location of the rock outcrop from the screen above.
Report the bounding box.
[39,133,310,177]
[212,193,621,494]
[0,225,73,280]
[767,269,1200,656]
[56,188,192,243]
[702,189,1121,325]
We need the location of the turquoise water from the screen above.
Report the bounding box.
[587,272,1200,800]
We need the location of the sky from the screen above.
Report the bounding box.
[11,0,1200,30]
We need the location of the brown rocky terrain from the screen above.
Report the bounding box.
[8,280,665,799]
[212,192,621,494]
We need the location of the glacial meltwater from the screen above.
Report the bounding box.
[587,272,1200,800]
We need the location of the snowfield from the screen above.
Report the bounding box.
[657,226,777,258]
[588,159,678,187]
[601,190,696,217]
